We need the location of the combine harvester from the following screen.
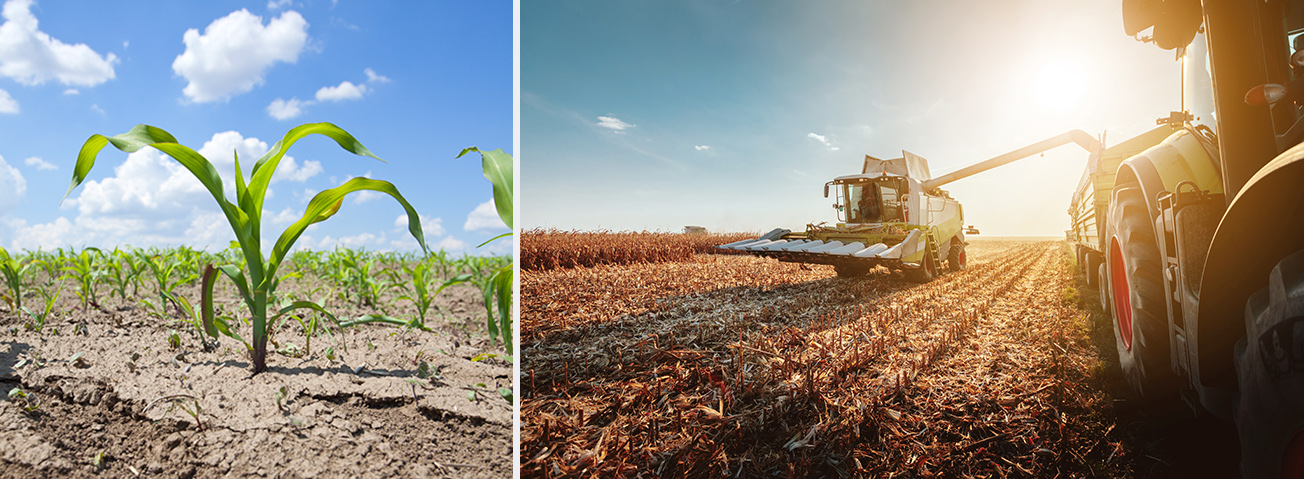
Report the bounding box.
[719,131,1100,282]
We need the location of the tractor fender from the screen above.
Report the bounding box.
[1114,129,1223,223]
[1193,141,1304,411]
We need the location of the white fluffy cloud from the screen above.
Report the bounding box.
[315,81,366,102]
[807,132,839,151]
[23,156,54,170]
[267,97,304,120]
[694,145,710,151]
[0,88,15,113]
[171,9,308,103]
[0,0,117,87]
[597,116,634,132]
[463,199,506,231]
[0,154,25,214]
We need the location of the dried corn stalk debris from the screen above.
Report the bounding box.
[522,240,1147,478]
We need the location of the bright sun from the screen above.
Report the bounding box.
[1032,59,1089,112]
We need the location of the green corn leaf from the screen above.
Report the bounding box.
[482,269,499,341]
[337,314,414,329]
[266,177,427,285]
[457,147,513,229]
[234,149,247,207]
[476,232,513,248]
[216,264,255,313]
[199,265,218,338]
[212,316,249,350]
[493,266,512,354]
[246,123,383,227]
[271,300,343,328]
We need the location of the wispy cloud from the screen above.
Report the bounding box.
[807,132,839,151]
[364,68,390,83]
[24,157,56,171]
[597,115,635,133]
[694,145,711,151]
[0,88,15,114]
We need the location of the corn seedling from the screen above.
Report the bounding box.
[143,395,205,432]
[21,280,65,332]
[70,123,429,373]
[62,247,105,311]
[138,250,199,316]
[0,246,33,312]
[7,387,39,412]
[104,247,147,303]
[458,147,513,355]
[398,261,471,330]
[166,290,219,352]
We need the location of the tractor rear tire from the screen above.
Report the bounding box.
[948,241,967,272]
[1235,249,1304,478]
[1105,186,1177,403]
[905,254,935,283]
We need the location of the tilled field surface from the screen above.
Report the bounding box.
[0,281,511,479]
[520,239,1230,478]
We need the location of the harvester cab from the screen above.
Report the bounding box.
[720,130,1100,282]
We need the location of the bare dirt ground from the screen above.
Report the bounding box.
[520,238,1239,478]
[0,280,511,478]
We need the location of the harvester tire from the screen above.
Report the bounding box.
[947,241,966,272]
[1234,249,1304,479]
[1105,186,1177,403]
[905,254,935,283]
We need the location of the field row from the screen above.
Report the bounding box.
[520,240,1140,477]
[0,245,511,353]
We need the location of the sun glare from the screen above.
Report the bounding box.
[1032,59,1089,112]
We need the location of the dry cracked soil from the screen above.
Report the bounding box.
[0,281,511,479]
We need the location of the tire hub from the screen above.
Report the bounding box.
[1110,236,1134,351]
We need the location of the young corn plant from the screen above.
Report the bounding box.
[458,147,513,355]
[0,246,33,312]
[69,123,429,373]
[104,247,147,303]
[397,261,471,330]
[63,247,105,311]
[138,250,199,314]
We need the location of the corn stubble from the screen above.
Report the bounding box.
[521,240,1130,477]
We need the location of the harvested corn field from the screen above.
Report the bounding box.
[520,238,1233,478]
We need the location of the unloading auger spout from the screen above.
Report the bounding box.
[719,129,1102,283]
[921,129,1101,190]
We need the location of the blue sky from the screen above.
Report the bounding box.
[522,0,1180,236]
[0,0,512,255]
